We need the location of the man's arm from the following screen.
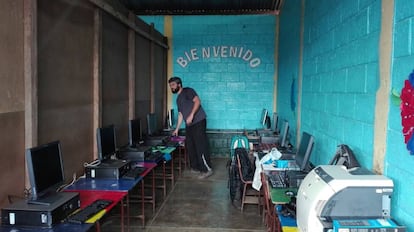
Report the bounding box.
[186,95,201,124]
[173,112,183,136]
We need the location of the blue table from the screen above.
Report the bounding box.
[65,175,146,230]
[0,223,93,232]
[65,177,143,192]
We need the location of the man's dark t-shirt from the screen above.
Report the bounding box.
[177,87,206,126]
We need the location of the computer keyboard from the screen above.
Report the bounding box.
[145,151,164,162]
[164,141,179,147]
[122,166,146,180]
[268,172,287,188]
[67,199,113,224]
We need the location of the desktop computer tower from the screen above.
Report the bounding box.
[118,146,152,161]
[85,159,130,179]
[1,192,80,228]
[144,135,169,146]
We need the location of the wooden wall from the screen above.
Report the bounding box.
[0,0,168,209]
[0,0,26,207]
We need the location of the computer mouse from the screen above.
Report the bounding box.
[285,190,295,197]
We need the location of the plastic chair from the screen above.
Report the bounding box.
[236,153,261,212]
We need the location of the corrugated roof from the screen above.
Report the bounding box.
[120,0,284,15]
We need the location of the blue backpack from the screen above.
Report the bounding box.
[230,135,249,157]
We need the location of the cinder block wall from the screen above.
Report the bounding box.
[388,0,414,229]
[171,15,276,130]
[277,0,302,147]
[299,0,380,168]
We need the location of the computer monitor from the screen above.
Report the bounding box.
[167,109,174,129]
[147,113,158,136]
[129,118,143,147]
[272,112,279,133]
[280,120,289,148]
[261,109,270,129]
[26,140,65,205]
[295,132,315,172]
[97,124,117,161]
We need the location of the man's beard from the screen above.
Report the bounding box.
[171,86,180,94]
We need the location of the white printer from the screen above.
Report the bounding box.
[296,165,394,232]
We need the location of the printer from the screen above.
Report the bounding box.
[296,165,394,232]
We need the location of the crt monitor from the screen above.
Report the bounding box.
[280,120,289,148]
[129,118,143,147]
[26,140,65,205]
[97,124,117,161]
[295,132,315,172]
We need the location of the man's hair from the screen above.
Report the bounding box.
[168,76,182,86]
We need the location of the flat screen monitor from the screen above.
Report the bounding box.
[26,140,65,205]
[272,112,279,133]
[129,118,143,146]
[295,132,315,172]
[167,109,174,129]
[97,124,117,161]
[261,109,270,129]
[147,113,158,136]
[280,120,289,148]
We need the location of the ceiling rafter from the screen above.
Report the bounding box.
[119,0,284,15]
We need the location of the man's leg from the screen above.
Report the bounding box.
[192,120,213,177]
[186,124,199,171]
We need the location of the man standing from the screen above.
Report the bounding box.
[168,77,213,179]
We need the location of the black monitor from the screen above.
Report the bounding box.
[279,120,289,148]
[129,118,143,147]
[272,112,279,133]
[147,113,158,136]
[295,132,315,172]
[26,140,65,205]
[97,124,117,161]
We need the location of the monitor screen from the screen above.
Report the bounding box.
[280,120,289,148]
[295,132,315,172]
[129,118,143,146]
[272,112,279,133]
[147,113,158,136]
[97,124,117,161]
[26,141,65,201]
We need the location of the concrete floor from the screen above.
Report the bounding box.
[101,157,266,232]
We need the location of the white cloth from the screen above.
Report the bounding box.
[252,148,283,191]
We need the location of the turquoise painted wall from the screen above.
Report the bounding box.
[140,16,165,33]
[141,0,414,229]
[171,15,276,130]
[277,0,302,146]
[387,0,414,229]
[299,0,380,168]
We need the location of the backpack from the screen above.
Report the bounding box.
[230,135,249,157]
[228,147,254,206]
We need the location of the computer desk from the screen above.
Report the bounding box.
[65,174,145,230]
[145,146,176,199]
[127,162,158,217]
[64,189,127,231]
[0,190,122,232]
[265,179,298,232]
[0,221,94,232]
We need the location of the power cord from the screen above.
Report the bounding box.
[83,159,101,167]
[56,172,77,192]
